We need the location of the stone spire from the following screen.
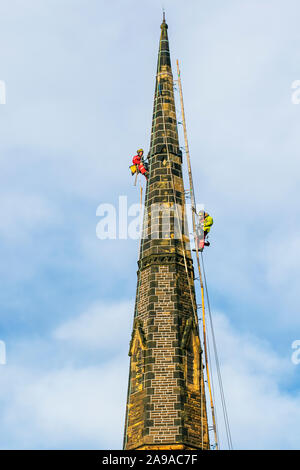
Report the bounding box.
[140,12,186,263]
[123,16,210,451]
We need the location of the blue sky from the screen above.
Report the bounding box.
[0,0,300,449]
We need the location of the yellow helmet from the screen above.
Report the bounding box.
[137,148,144,154]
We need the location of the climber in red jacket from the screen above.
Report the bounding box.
[132,149,149,180]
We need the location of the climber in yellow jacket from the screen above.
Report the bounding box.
[193,210,213,251]
[203,212,213,242]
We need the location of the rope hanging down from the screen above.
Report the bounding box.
[176,59,219,449]
[176,60,233,450]
[201,252,233,449]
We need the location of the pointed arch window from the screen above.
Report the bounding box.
[132,340,144,393]
[129,321,146,395]
[182,320,201,391]
[186,335,194,386]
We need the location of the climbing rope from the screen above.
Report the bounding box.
[201,252,233,449]
[176,60,233,450]
[176,59,219,449]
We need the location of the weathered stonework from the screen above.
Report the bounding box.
[123,17,209,451]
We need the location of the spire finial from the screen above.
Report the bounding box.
[161,9,168,30]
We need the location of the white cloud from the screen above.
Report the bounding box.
[0,304,299,449]
[0,359,129,449]
[210,313,300,449]
[0,298,133,449]
[53,300,133,350]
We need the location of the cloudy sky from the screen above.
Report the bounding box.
[0,0,299,450]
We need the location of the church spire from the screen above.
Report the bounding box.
[123,17,210,451]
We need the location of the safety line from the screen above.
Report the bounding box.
[176,59,219,449]
[201,252,233,450]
